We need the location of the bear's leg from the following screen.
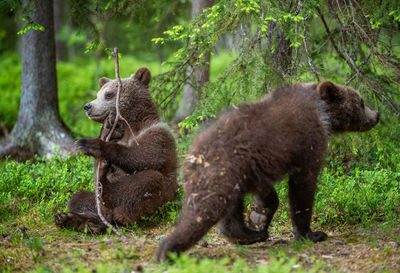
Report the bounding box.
[288,172,327,242]
[249,186,279,231]
[219,197,269,244]
[157,192,228,262]
[104,170,167,225]
[54,191,112,233]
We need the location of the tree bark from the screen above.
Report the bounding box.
[272,28,292,76]
[173,0,213,124]
[0,0,75,161]
[266,21,292,77]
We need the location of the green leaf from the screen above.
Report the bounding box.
[17,17,45,35]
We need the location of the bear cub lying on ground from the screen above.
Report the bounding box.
[54,67,177,233]
[157,81,380,261]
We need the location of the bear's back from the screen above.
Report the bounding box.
[187,87,328,178]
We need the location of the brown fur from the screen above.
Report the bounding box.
[54,67,177,233]
[157,81,379,261]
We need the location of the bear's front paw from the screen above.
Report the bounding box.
[76,138,104,158]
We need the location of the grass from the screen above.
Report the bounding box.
[1,216,399,272]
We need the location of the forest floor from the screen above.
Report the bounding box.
[1,213,399,273]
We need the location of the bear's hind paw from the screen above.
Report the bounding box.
[306,231,328,242]
[54,212,73,228]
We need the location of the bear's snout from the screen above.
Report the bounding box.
[365,107,380,126]
[359,107,380,131]
[84,103,92,112]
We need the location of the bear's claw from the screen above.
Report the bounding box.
[54,212,72,228]
[76,139,103,158]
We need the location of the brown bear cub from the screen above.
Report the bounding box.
[54,67,177,233]
[157,81,380,261]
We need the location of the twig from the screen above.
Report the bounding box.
[316,7,347,62]
[153,50,197,91]
[106,48,139,145]
[94,164,124,239]
[93,47,142,241]
[345,53,371,85]
[302,19,321,82]
[160,68,195,110]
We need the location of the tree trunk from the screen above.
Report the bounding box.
[266,21,292,78]
[0,0,75,161]
[173,0,213,124]
[272,28,292,76]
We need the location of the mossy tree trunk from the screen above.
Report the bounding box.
[0,0,75,161]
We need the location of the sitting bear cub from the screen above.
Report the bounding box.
[55,67,177,233]
[157,81,379,261]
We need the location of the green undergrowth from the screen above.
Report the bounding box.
[53,254,323,273]
[4,244,326,273]
[0,154,181,227]
[158,253,323,273]
[0,154,93,222]
[316,113,400,226]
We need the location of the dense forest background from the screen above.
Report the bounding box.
[0,0,399,272]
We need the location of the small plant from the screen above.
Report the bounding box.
[291,238,314,252]
[154,253,322,273]
[26,236,44,263]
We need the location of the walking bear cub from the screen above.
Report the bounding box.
[157,81,379,261]
[54,67,177,233]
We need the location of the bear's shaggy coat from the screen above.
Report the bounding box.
[54,67,177,232]
[157,81,379,261]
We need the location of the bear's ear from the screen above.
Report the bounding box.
[133,67,151,87]
[317,81,342,102]
[99,77,111,88]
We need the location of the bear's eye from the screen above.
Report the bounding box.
[360,99,365,108]
[105,93,114,100]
